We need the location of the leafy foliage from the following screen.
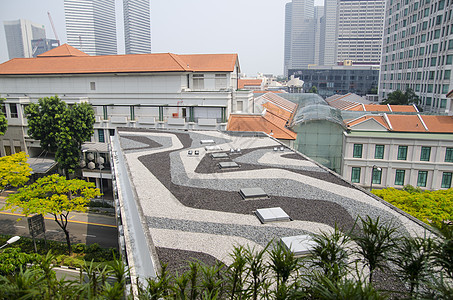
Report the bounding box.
[0,152,32,192]
[4,174,101,254]
[25,96,95,177]
[372,186,453,225]
[0,98,7,135]
[308,85,318,94]
[381,88,419,105]
[0,248,39,276]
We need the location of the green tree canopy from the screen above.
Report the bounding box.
[4,174,101,254]
[0,98,8,135]
[381,88,419,105]
[308,85,318,94]
[25,96,95,178]
[0,152,32,193]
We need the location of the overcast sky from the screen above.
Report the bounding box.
[0,0,324,76]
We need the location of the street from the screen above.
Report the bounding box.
[0,209,118,249]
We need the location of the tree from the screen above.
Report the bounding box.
[0,152,32,193]
[381,88,419,105]
[0,98,8,135]
[25,96,95,178]
[4,174,101,254]
[308,85,318,94]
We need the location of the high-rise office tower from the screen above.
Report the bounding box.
[336,0,385,64]
[124,0,151,54]
[284,0,315,75]
[314,6,325,66]
[379,0,453,113]
[319,0,337,66]
[284,2,293,76]
[3,19,46,59]
[64,0,117,56]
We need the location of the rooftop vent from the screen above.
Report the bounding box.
[239,187,269,200]
[201,140,215,144]
[205,145,222,151]
[255,207,290,224]
[219,161,240,169]
[281,235,317,257]
[194,150,199,155]
[211,152,229,159]
[188,150,193,155]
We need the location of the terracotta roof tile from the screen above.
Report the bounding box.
[419,115,453,133]
[227,114,296,140]
[346,115,390,130]
[0,44,238,75]
[262,102,292,120]
[37,43,89,57]
[238,79,262,89]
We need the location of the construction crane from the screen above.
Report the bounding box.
[47,11,60,46]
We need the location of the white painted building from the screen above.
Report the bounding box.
[0,44,252,191]
[343,114,453,190]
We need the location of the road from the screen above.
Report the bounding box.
[0,208,118,249]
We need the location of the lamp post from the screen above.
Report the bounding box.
[0,236,20,250]
[370,165,382,191]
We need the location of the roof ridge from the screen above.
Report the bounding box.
[168,53,190,71]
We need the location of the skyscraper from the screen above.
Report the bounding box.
[64,0,117,56]
[3,19,46,59]
[314,6,325,66]
[336,0,385,64]
[124,0,151,54]
[284,0,315,75]
[284,2,293,76]
[319,0,337,66]
[379,0,453,113]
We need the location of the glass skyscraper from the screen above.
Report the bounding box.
[64,0,117,56]
[124,0,151,54]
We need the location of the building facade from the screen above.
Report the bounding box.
[64,0,117,56]
[319,0,337,66]
[379,0,453,114]
[336,0,385,65]
[288,65,380,97]
[3,19,46,59]
[124,0,151,54]
[284,0,316,74]
[343,114,453,190]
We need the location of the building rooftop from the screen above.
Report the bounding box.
[238,79,263,89]
[327,93,418,113]
[346,114,453,133]
[0,44,239,75]
[114,129,428,274]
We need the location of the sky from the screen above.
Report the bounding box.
[0,0,324,76]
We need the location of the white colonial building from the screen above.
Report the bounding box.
[0,44,252,192]
[343,114,453,190]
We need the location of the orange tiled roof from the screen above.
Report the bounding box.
[37,44,89,57]
[346,115,390,130]
[0,44,238,75]
[238,79,262,89]
[260,92,297,113]
[227,114,296,140]
[262,101,292,120]
[346,114,453,133]
[253,90,284,94]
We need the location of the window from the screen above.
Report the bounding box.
[441,172,452,188]
[442,84,450,94]
[449,40,453,50]
[441,99,447,108]
[353,144,363,158]
[397,146,408,160]
[98,129,105,143]
[420,146,431,161]
[9,103,18,118]
[109,129,115,136]
[90,82,96,90]
[215,74,227,89]
[351,167,361,183]
[395,170,405,186]
[417,171,428,187]
[375,145,384,159]
[14,146,21,154]
[446,148,453,162]
[445,70,451,80]
[447,55,453,65]
[434,29,440,39]
[372,168,382,184]
[193,74,204,90]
